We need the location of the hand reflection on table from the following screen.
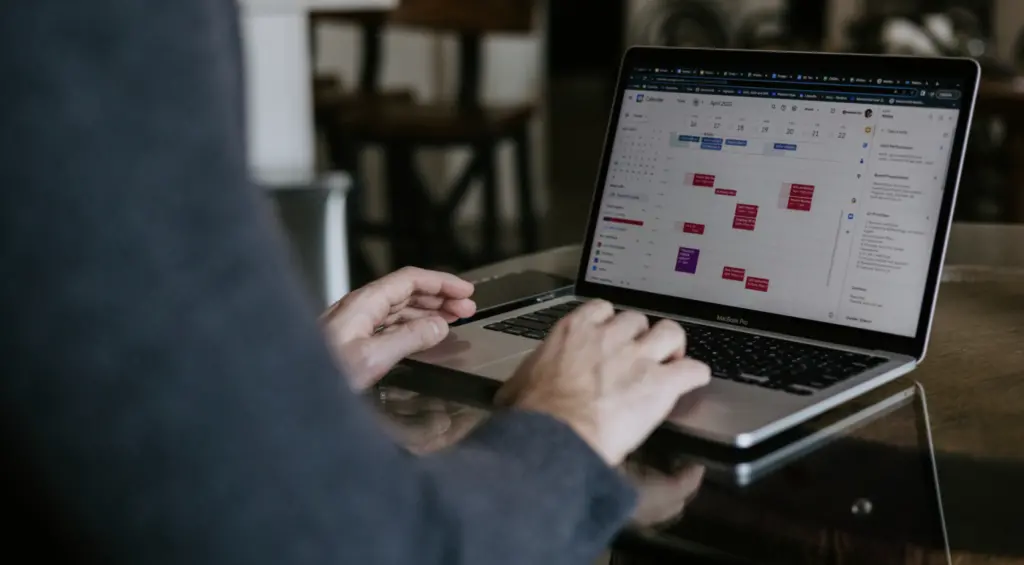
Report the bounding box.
[623,460,705,528]
[374,390,489,455]
[375,391,705,528]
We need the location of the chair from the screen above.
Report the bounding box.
[316,0,541,277]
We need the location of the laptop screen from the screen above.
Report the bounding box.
[583,64,966,338]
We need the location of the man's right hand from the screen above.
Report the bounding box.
[495,300,711,466]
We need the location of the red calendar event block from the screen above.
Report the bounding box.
[715,188,737,196]
[786,183,815,211]
[691,173,716,187]
[790,184,815,198]
[735,203,759,218]
[683,222,705,234]
[787,196,813,211]
[732,216,757,230]
[745,277,770,292]
[722,266,746,281]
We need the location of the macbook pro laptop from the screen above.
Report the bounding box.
[408,48,980,448]
[636,378,918,486]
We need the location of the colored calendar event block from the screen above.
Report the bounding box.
[745,277,770,292]
[675,247,700,274]
[735,203,759,218]
[732,203,759,230]
[688,173,715,187]
[715,188,737,196]
[790,183,815,197]
[683,222,705,234]
[787,183,815,211]
[732,217,757,230]
[602,216,644,226]
[787,196,813,211]
[722,267,746,281]
[778,182,814,211]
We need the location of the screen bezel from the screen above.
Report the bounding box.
[574,47,980,358]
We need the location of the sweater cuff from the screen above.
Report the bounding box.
[461,409,637,550]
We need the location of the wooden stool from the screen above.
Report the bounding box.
[316,0,541,277]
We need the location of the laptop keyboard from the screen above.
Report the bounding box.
[483,301,889,396]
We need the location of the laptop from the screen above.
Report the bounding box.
[635,378,917,486]
[409,48,980,448]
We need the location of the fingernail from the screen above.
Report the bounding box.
[430,318,443,337]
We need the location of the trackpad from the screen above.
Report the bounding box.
[474,351,532,383]
[409,329,530,372]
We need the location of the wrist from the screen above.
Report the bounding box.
[513,401,614,466]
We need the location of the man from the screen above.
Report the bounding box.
[0,1,710,564]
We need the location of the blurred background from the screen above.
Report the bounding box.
[246,0,1024,302]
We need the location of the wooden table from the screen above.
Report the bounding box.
[443,222,1024,564]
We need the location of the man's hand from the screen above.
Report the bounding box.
[495,300,710,466]
[322,267,476,390]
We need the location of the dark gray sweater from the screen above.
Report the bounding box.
[0,1,634,563]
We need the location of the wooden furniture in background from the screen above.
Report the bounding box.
[976,79,1024,223]
[316,0,541,279]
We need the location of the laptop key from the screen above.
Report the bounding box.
[523,330,547,340]
[484,322,510,332]
[520,314,555,327]
[531,311,561,322]
[548,301,581,312]
[506,317,551,331]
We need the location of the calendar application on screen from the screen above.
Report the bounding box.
[586,69,962,337]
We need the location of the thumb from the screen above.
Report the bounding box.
[359,316,449,378]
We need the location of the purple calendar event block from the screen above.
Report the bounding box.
[675,247,700,274]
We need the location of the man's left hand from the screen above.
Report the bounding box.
[322,267,476,390]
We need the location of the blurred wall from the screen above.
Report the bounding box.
[828,0,1021,63]
[995,0,1024,63]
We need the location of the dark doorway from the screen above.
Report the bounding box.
[547,0,625,76]
[544,0,625,246]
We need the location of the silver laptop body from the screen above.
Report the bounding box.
[411,48,980,447]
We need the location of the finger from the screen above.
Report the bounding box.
[601,310,650,347]
[386,298,476,325]
[354,315,450,380]
[392,294,444,311]
[390,295,477,318]
[388,295,437,312]
[371,267,475,307]
[655,357,712,397]
[564,299,615,326]
[635,319,687,362]
[384,307,459,326]
[440,297,476,319]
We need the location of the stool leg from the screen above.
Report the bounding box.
[481,141,500,262]
[386,144,420,270]
[513,124,539,252]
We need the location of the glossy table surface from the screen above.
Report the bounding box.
[378,223,1024,564]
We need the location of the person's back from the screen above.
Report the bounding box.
[0,1,709,563]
